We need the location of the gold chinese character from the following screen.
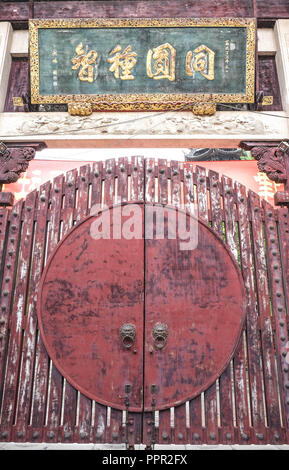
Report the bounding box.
[185,45,215,81]
[146,43,176,81]
[107,45,137,80]
[71,43,98,83]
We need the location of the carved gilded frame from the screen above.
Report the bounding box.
[29,17,256,111]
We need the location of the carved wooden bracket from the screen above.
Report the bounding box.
[241,141,289,206]
[0,146,36,185]
[0,142,46,186]
[250,146,287,183]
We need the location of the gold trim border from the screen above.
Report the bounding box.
[29,17,256,110]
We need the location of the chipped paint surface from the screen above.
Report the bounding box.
[1,158,289,446]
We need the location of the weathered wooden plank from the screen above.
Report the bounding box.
[170,160,182,209]
[33,1,254,20]
[195,166,208,223]
[91,161,103,209]
[116,157,128,204]
[28,182,51,439]
[58,169,78,443]
[0,207,9,294]
[0,191,36,443]
[189,395,203,444]
[183,165,194,217]
[145,158,156,205]
[234,182,252,442]
[157,159,169,206]
[258,56,283,112]
[158,408,172,445]
[256,0,289,17]
[74,165,93,443]
[44,175,64,442]
[0,200,23,442]
[13,190,49,443]
[219,176,238,443]
[174,404,188,445]
[92,402,107,444]
[4,58,29,113]
[103,159,116,208]
[208,170,222,236]
[250,192,281,443]
[263,203,289,442]
[0,3,29,22]
[237,188,266,442]
[130,156,144,203]
[208,172,234,443]
[204,383,219,444]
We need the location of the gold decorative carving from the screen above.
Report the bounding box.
[68,102,93,116]
[29,18,256,112]
[262,96,274,106]
[12,97,24,107]
[192,102,217,116]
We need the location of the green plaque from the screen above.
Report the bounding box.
[29,18,256,111]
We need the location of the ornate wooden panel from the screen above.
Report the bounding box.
[0,157,289,447]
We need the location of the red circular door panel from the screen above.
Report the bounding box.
[37,205,144,412]
[144,207,246,411]
[38,203,246,412]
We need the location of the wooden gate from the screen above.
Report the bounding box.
[0,157,289,447]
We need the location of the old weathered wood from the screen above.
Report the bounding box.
[250,194,282,442]
[3,0,289,23]
[1,157,289,446]
[4,58,29,113]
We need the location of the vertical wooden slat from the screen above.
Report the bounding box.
[116,157,128,203]
[145,158,156,205]
[236,187,266,442]
[59,169,78,443]
[91,161,103,208]
[103,159,116,208]
[13,190,47,443]
[28,182,51,439]
[170,160,182,209]
[0,206,10,382]
[169,160,188,445]
[183,165,194,216]
[157,159,169,206]
[197,167,218,443]
[250,192,281,443]
[208,170,222,235]
[102,159,123,443]
[263,201,288,442]
[234,183,256,442]
[130,156,144,203]
[218,176,238,443]
[143,157,157,448]
[44,175,65,442]
[0,200,23,442]
[0,191,36,443]
[277,207,289,442]
[189,395,203,444]
[158,409,172,445]
[195,166,208,223]
[74,165,93,443]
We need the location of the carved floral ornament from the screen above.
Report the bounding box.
[251,146,287,183]
[0,145,36,185]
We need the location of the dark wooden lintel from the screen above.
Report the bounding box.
[1,1,289,25]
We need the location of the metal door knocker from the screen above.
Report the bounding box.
[152,322,168,350]
[119,323,136,349]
